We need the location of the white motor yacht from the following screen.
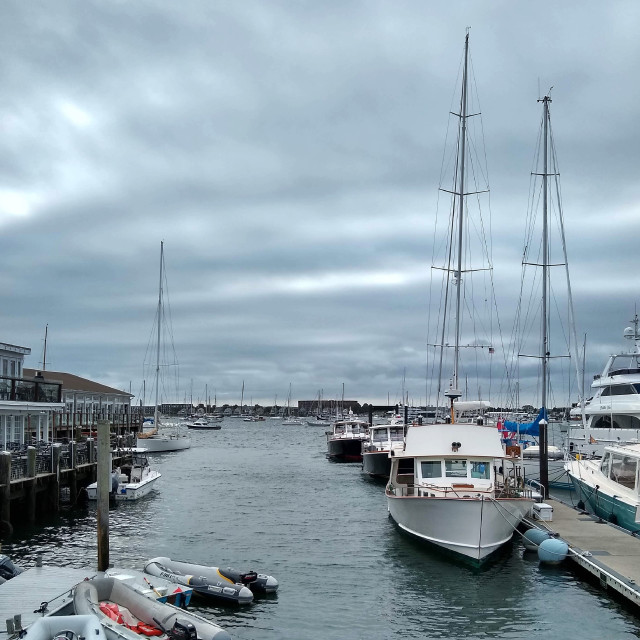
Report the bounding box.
[386,421,533,563]
[362,418,405,478]
[567,316,640,457]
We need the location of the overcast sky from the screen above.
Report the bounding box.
[1,1,639,408]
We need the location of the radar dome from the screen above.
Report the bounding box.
[624,326,636,340]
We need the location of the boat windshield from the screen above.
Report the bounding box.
[389,427,404,441]
[421,460,442,479]
[601,451,637,489]
[445,460,467,478]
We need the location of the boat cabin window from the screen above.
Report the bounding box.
[334,425,345,435]
[389,427,404,442]
[445,459,467,478]
[372,429,387,443]
[592,415,640,430]
[600,384,637,396]
[470,461,490,479]
[609,453,637,489]
[421,460,442,479]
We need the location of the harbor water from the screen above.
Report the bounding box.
[3,420,640,639]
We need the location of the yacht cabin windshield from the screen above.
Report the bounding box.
[419,459,491,481]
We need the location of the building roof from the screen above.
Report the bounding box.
[0,342,31,355]
[23,368,134,398]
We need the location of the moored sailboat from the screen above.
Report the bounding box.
[386,33,534,563]
[137,242,191,453]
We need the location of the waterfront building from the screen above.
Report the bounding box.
[23,368,134,438]
[0,343,64,449]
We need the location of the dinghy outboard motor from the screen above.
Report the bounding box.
[0,555,23,581]
[110,471,120,494]
[153,618,197,640]
[168,619,197,640]
[239,571,258,586]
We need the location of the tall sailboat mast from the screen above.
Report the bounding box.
[539,94,551,494]
[42,324,48,371]
[153,241,164,429]
[444,32,470,421]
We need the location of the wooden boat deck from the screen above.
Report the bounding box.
[0,565,96,631]
[524,498,640,607]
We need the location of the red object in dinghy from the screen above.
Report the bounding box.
[98,602,162,636]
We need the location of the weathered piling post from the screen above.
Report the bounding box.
[97,419,110,571]
[0,452,11,534]
[49,444,62,514]
[69,441,78,504]
[368,406,373,427]
[26,446,37,525]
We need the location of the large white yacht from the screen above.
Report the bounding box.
[567,316,640,457]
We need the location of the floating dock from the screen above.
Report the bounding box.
[0,565,96,633]
[525,498,640,607]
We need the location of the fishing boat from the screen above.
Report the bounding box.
[386,33,534,564]
[20,615,107,640]
[74,577,231,640]
[362,417,406,478]
[144,557,278,604]
[136,243,191,453]
[566,442,640,533]
[326,410,369,462]
[86,451,161,501]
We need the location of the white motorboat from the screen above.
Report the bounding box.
[566,442,640,533]
[86,452,161,501]
[73,577,230,640]
[386,422,534,563]
[185,418,220,430]
[20,615,107,640]
[362,418,406,478]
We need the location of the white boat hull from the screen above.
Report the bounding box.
[86,471,161,501]
[386,493,532,562]
[136,434,191,452]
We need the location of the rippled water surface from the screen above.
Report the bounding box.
[4,421,640,639]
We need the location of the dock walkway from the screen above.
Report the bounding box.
[526,498,640,607]
[0,565,95,633]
